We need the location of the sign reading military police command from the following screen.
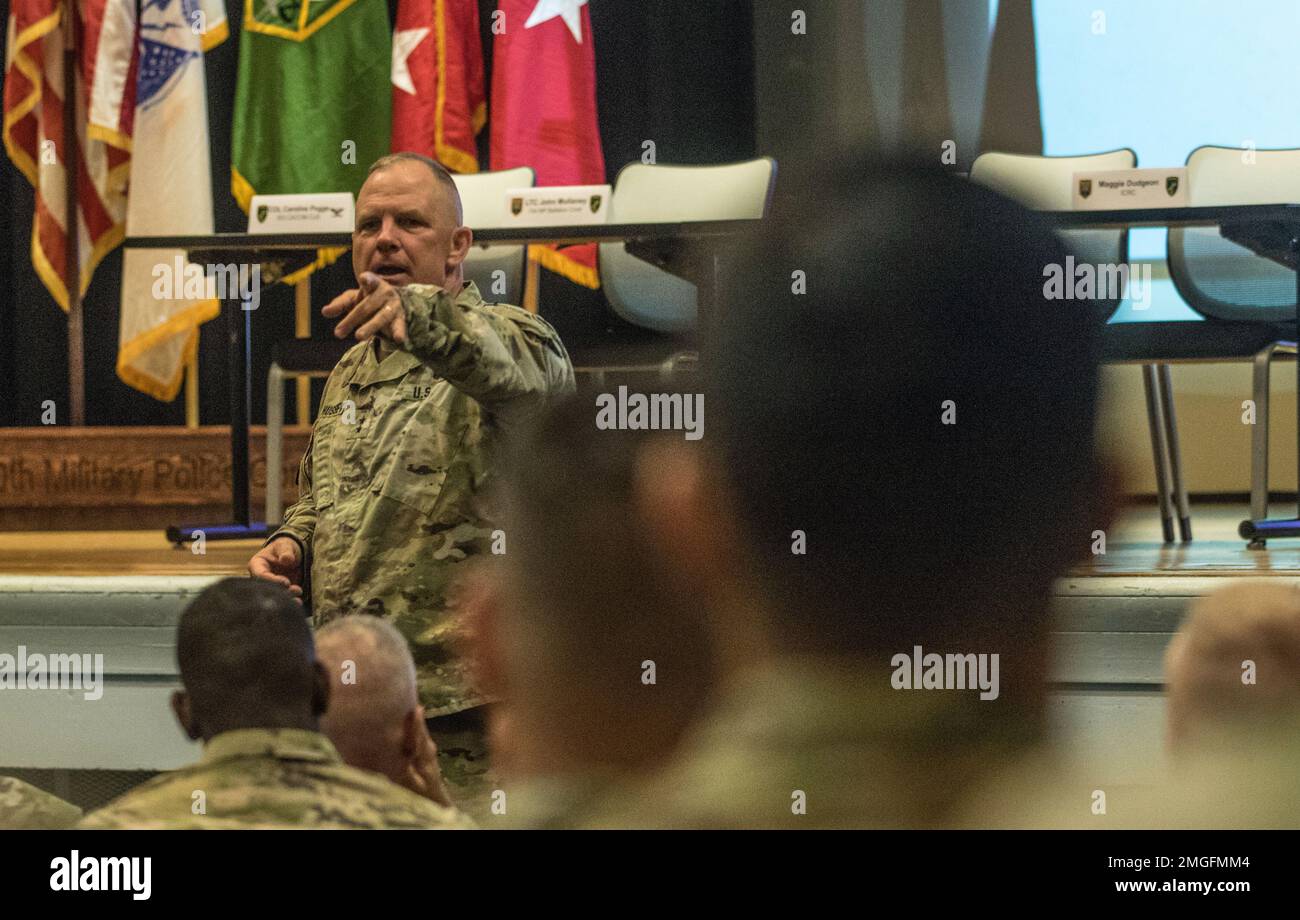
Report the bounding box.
[1071,167,1189,210]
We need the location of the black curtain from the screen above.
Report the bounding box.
[0,0,755,427]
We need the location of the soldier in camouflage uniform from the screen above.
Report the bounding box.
[249,154,574,813]
[581,161,1110,828]
[80,578,473,830]
[0,776,81,829]
[78,728,473,830]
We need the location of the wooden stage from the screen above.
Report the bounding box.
[3,502,1300,789]
[0,530,262,576]
[0,501,1296,578]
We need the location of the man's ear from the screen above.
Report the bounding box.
[400,707,425,760]
[633,439,738,609]
[171,690,201,741]
[311,660,331,719]
[446,225,473,274]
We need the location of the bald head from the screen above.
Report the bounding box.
[173,578,325,740]
[1165,581,1300,753]
[316,616,422,776]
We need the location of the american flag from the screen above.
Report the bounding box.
[3,0,132,312]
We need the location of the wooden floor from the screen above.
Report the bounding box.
[1078,502,1300,576]
[0,530,261,576]
[4,503,1300,579]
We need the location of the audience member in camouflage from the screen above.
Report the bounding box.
[251,154,574,719]
[0,776,81,829]
[316,615,455,810]
[584,160,1113,828]
[465,400,716,828]
[78,728,472,830]
[78,578,474,830]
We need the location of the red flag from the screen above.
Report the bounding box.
[3,0,131,311]
[490,0,604,288]
[392,0,486,173]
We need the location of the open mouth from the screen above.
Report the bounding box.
[372,265,408,280]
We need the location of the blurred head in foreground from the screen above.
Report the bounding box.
[172,577,328,741]
[1165,580,1300,754]
[467,397,718,822]
[317,615,452,806]
[585,155,1114,827]
[666,155,1109,704]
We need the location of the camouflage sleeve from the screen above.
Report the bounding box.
[398,284,576,427]
[0,777,82,829]
[268,429,317,556]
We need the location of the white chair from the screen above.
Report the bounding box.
[972,149,1194,543]
[1166,145,1300,538]
[970,148,1137,296]
[598,158,777,333]
[453,166,535,304]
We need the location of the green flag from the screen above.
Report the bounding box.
[232,0,391,273]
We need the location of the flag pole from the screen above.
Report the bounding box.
[63,0,85,425]
[295,278,311,425]
[185,352,200,427]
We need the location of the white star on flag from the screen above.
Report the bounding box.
[392,27,430,95]
[524,0,588,44]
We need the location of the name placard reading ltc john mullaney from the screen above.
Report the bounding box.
[505,184,612,227]
[1072,167,1189,210]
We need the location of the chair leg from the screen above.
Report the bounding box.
[1156,364,1192,542]
[1142,364,1176,544]
[1251,344,1274,525]
[266,363,285,528]
[1247,341,1299,546]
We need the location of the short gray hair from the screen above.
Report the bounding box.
[315,615,418,727]
[367,152,464,224]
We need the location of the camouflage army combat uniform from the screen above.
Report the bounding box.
[272,281,574,716]
[77,729,476,829]
[584,657,1033,829]
[0,776,81,829]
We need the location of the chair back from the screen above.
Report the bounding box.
[598,158,777,333]
[453,166,535,304]
[1167,145,1300,324]
[971,149,1137,321]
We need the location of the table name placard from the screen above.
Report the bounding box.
[503,185,612,227]
[1072,167,1189,210]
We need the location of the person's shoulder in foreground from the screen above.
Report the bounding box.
[962,724,1300,829]
[78,728,476,830]
[0,775,82,829]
